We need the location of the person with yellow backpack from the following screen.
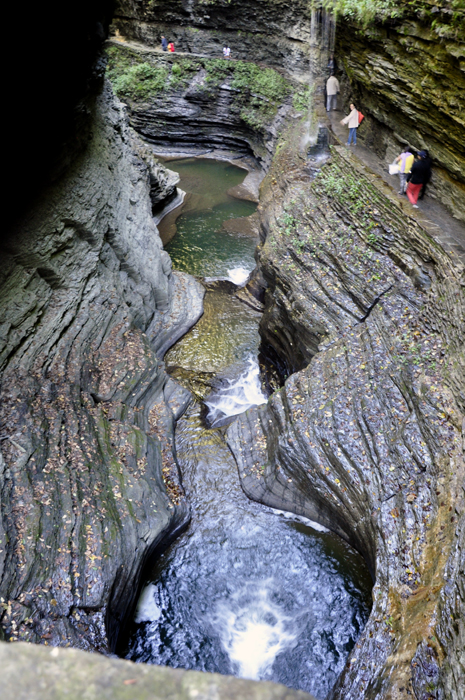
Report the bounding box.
[395,146,414,195]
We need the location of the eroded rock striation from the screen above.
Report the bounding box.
[0,77,203,652]
[111,0,465,222]
[227,121,464,699]
[336,11,465,222]
[112,0,312,78]
[105,42,294,168]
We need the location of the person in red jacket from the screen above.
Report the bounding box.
[167,42,175,52]
[406,151,431,208]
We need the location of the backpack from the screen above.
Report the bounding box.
[358,111,365,124]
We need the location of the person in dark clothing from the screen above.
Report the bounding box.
[406,151,430,208]
[418,149,432,200]
[327,54,336,73]
[161,35,168,51]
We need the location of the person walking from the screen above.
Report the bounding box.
[406,151,430,208]
[418,150,432,200]
[326,74,340,112]
[223,45,231,59]
[167,41,175,52]
[395,146,414,195]
[161,35,168,51]
[341,103,359,145]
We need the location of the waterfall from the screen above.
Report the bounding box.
[303,3,336,151]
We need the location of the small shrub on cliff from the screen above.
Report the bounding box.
[231,62,291,129]
[293,85,313,114]
[231,62,290,104]
[204,58,233,86]
[112,62,169,100]
[322,0,464,36]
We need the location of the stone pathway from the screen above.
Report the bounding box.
[327,110,465,266]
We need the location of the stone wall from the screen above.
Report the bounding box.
[0,640,317,700]
[0,78,203,651]
[112,0,312,79]
[111,0,465,221]
[227,119,464,700]
[336,15,465,222]
[105,43,293,168]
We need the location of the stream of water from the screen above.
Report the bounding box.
[126,158,372,699]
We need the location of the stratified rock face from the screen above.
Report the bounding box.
[336,15,465,222]
[0,79,203,651]
[105,43,293,168]
[112,0,312,78]
[111,0,465,222]
[227,122,464,700]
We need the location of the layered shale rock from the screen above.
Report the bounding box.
[105,42,294,167]
[336,8,465,222]
[111,0,465,222]
[112,0,312,78]
[0,78,203,652]
[227,122,464,700]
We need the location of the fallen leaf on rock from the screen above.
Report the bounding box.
[407,494,416,503]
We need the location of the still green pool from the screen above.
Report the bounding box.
[163,158,257,279]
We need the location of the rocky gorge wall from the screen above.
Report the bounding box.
[111,0,313,79]
[1,2,463,698]
[227,120,464,699]
[105,41,295,168]
[0,76,204,652]
[336,9,465,222]
[111,0,465,222]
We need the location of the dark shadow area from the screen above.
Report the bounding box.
[4,1,115,240]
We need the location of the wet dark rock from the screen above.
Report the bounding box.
[111,0,465,221]
[411,642,442,700]
[106,42,292,170]
[0,80,202,653]
[112,0,312,79]
[227,120,465,700]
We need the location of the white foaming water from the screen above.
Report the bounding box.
[212,581,299,680]
[269,508,330,533]
[227,267,250,286]
[135,584,162,623]
[205,357,267,427]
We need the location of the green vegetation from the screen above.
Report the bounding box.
[315,166,364,213]
[106,44,292,131]
[293,85,313,114]
[106,45,199,100]
[322,0,465,36]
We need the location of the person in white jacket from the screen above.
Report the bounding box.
[341,103,359,145]
[326,74,340,112]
